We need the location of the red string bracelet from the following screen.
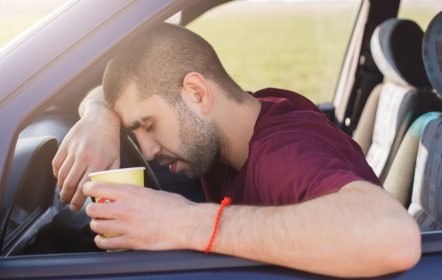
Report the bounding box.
[204,196,232,254]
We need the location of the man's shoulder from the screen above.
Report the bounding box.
[252,88,329,138]
[252,99,337,147]
[253,87,320,112]
[249,93,364,167]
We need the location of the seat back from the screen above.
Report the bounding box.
[353,19,434,182]
[409,11,442,231]
[407,112,442,231]
[384,11,442,231]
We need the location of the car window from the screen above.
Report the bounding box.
[187,0,361,104]
[398,0,442,30]
[0,0,70,49]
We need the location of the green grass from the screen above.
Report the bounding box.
[188,5,358,103]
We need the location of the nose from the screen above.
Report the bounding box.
[133,130,161,161]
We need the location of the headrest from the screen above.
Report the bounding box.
[422,11,442,97]
[371,18,431,88]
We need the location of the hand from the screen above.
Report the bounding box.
[52,101,121,211]
[83,181,200,251]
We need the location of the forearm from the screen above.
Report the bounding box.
[53,85,122,209]
[79,86,112,117]
[78,86,121,127]
[183,182,420,277]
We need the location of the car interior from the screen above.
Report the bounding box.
[352,18,442,183]
[385,11,442,231]
[1,0,442,268]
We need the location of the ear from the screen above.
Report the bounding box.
[181,72,213,115]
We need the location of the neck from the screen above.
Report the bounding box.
[216,93,261,171]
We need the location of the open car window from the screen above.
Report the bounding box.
[0,0,363,255]
[187,0,361,104]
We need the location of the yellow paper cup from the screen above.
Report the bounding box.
[88,166,145,187]
[88,167,145,238]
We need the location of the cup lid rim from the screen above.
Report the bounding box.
[88,167,146,177]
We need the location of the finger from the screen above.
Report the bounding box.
[60,160,88,205]
[69,187,88,212]
[85,198,122,219]
[69,171,92,211]
[83,181,131,201]
[57,154,75,188]
[90,218,123,235]
[94,234,129,251]
[52,146,68,178]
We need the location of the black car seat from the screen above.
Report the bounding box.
[383,11,442,231]
[352,19,440,183]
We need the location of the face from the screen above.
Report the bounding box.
[114,86,225,178]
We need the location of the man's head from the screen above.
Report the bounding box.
[103,23,243,107]
[102,23,241,177]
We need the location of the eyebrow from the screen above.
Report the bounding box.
[126,116,154,131]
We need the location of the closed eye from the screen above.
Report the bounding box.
[141,117,155,132]
[143,123,154,132]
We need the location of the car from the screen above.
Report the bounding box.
[1,0,442,279]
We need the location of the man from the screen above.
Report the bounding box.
[52,23,421,277]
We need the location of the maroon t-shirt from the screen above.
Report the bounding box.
[202,88,380,205]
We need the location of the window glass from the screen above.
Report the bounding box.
[398,0,442,31]
[0,0,69,49]
[187,0,361,103]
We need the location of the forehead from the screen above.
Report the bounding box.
[112,84,173,128]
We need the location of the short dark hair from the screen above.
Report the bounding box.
[103,23,244,107]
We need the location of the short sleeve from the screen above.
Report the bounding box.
[250,130,377,205]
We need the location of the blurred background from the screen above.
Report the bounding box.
[1,0,441,103]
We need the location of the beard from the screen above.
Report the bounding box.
[172,102,227,178]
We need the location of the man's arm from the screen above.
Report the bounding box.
[206,181,421,277]
[78,86,109,117]
[83,180,421,278]
[53,86,122,211]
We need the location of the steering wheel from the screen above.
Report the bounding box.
[19,130,162,255]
